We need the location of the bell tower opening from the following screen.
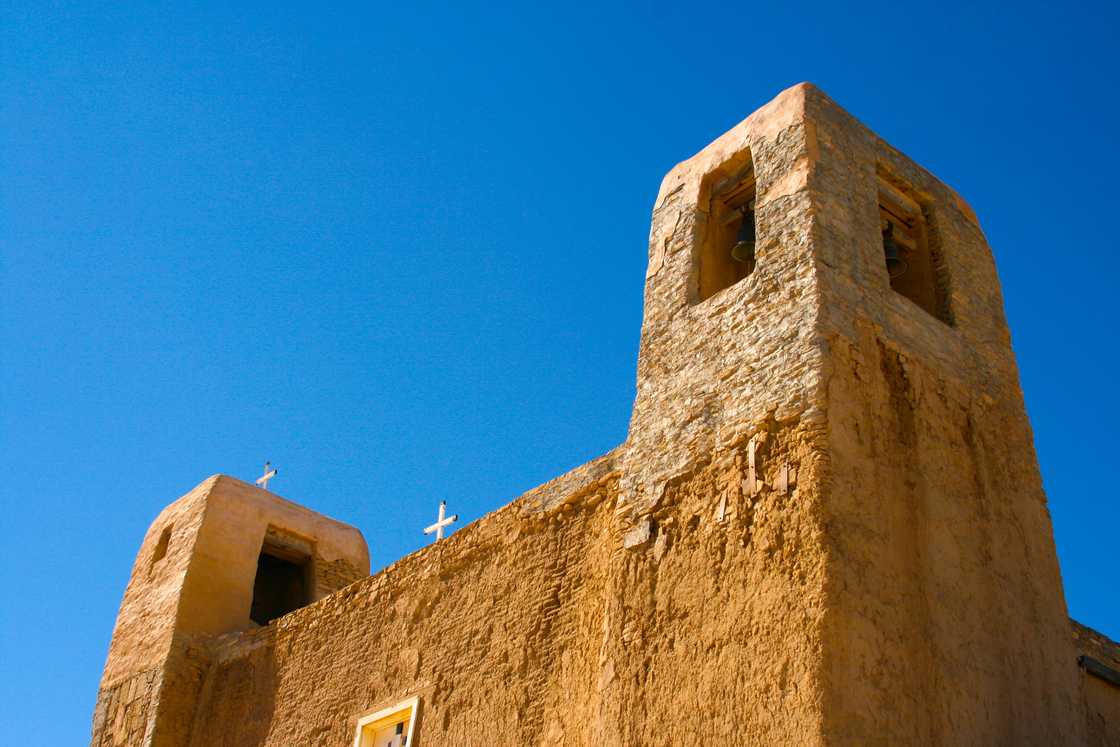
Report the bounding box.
[250,534,313,626]
[878,173,950,323]
[696,156,757,302]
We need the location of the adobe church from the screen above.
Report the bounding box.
[91,83,1120,746]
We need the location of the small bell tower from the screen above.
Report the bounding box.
[91,475,370,747]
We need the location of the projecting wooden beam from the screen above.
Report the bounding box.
[1079,655,1120,688]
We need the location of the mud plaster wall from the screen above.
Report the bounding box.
[182,422,834,747]
[174,476,370,638]
[1074,621,1120,747]
[598,421,829,745]
[92,480,216,747]
[102,479,214,685]
[1084,678,1120,747]
[805,89,1087,744]
[189,454,620,746]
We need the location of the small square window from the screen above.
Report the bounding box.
[878,175,950,324]
[697,166,757,302]
[354,697,419,747]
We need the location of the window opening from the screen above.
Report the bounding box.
[249,539,311,626]
[697,167,757,302]
[878,175,949,323]
[354,697,419,747]
[149,525,173,574]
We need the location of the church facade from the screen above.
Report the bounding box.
[91,83,1120,746]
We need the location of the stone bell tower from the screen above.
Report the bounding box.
[604,83,1086,745]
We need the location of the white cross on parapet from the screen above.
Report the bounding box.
[423,500,458,542]
[255,461,278,491]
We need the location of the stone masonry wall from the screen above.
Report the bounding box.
[90,668,161,747]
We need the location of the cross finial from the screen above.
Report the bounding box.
[423,500,458,542]
[255,461,278,491]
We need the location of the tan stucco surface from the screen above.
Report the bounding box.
[93,476,368,745]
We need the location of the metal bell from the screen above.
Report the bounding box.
[731,210,756,265]
[883,221,906,278]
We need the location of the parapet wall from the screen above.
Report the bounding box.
[189,450,622,746]
[96,446,1120,746]
[177,423,839,745]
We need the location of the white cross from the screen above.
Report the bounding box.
[255,461,278,491]
[423,500,458,541]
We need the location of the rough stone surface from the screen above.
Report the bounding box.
[92,83,1118,746]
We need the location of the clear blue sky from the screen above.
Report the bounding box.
[2,1,1117,742]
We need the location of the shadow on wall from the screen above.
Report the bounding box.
[188,634,277,746]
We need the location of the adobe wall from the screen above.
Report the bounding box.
[101,479,215,688]
[1074,621,1120,746]
[184,425,836,746]
[174,476,369,638]
[803,88,1086,743]
[1085,675,1120,747]
[100,457,1120,746]
[615,82,1096,743]
[92,478,216,747]
[597,420,830,745]
[188,451,622,746]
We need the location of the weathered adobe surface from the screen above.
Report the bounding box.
[802,89,1088,744]
[186,425,831,746]
[93,83,1119,746]
[93,476,369,747]
[92,478,216,747]
[603,85,836,744]
[191,451,622,746]
[618,81,1090,743]
[1074,621,1120,747]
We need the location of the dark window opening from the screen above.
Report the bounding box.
[878,176,950,324]
[149,525,172,574]
[698,165,757,302]
[250,543,310,625]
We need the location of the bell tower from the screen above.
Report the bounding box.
[605,83,1086,745]
[91,476,369,747]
